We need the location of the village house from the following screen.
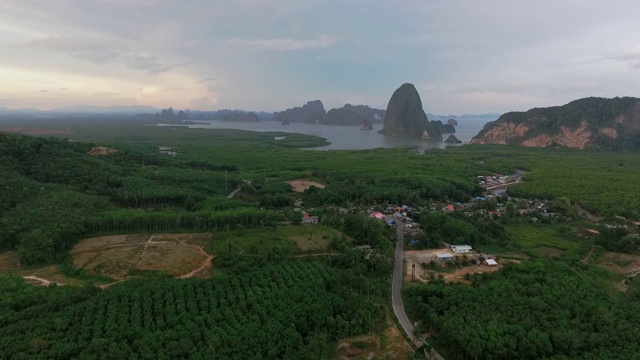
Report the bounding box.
[485,258,498,266]
[450,244,473,253]
[301,215,319,224]
[442,204,455,213]
[436,253,454,261]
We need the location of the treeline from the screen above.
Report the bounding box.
[0,259,383,359]
[302,176,481,207]
[411,211,510,248]
[405,259,640,360]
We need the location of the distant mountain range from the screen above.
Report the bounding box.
[0,104,499,126]
[0,105,160,116]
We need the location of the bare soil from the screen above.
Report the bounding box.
[284,179,326,192]
[336,307,413,360]
[90,146,118,156]
[405,249,503,283]
[597,252,640,276]
[23,275,59,286]
[72,233,214,280]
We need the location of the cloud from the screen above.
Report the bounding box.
[605,51,640,69]
[16,36,172,74]
[228,34,339,51]
[197,77,218,92]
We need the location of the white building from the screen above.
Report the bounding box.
[450,244,473,253]
[436,253,454,261]
[485,259,498,266]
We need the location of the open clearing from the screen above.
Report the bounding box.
[506,224,581,256]
[405,249,503,283]
[72,233,213,280]
[284,179,326,192]
[21,265,85,286]
[1,251,86,286]
[597,252,640,276]
[210,225,344,254]
[336,307,413,360]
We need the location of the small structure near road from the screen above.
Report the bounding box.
[436,253,454,262]
[485,258,498,266]
[451,244,473,253]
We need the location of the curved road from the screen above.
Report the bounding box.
[392,220,444,360]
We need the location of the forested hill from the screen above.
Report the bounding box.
[471,97,640,151]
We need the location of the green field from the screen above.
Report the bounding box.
[506,224,583,257]
[209,225,346,256]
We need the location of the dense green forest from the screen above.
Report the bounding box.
[0,257,385,359]
[405,259,640,360]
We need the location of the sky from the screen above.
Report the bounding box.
[1,0,640,114]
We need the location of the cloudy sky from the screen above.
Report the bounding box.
[1,0,640,114]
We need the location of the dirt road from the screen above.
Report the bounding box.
[23,275,61,286]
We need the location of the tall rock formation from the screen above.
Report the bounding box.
[322,108,364,125]
[379,83,442,140]
[221,111,260,122]
[273,100,326,124]
[471,97,640,151]
[342,104,386,123]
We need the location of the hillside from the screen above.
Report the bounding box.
[471,97,640,150]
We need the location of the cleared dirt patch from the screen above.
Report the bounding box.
[138,243,207,276]
[337,307,413,360]
[597,252,640,276]
[405,249,503,283]
[0,127,74,135]
[90,146,118,156]
[72,233,213,280]
[79,245,145,279]
[73,235,130,253]
[284,179,326,192]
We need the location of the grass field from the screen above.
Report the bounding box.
[506,224,582,257]
[0,251,20,274]
[210,225,345,255]
[476,243,528,260]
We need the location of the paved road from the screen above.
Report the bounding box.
[392,220,444,360]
